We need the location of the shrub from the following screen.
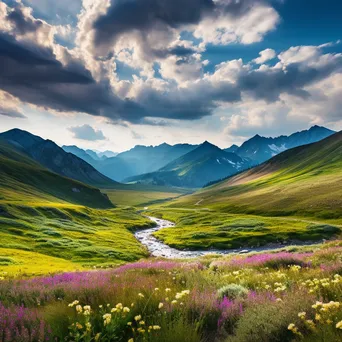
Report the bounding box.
[217,284,249,300]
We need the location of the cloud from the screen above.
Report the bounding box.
[0,90,26,118]
[69,124,106,141]
[254,48,276,64]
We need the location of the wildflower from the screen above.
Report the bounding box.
[138,293,145,298]
[76,305,83,314]
[135,315,142,321]
[288,323,296,331]
[99,305,103,309]
[127,322,132,326]
[276,298,283,303]
[116,303,123,310]
[165,288,171,293]
[76,322,83,330]
[103,313,112,326]
[128,339,134,342]
[158,303,164,309]
[305,320,316,330]
[123,307,130,313]
[326,319,333,325]
[315,314,321,321]
[153,325,161,330]
[336,321,342,329]
[68,300,79,307]
[85,322,91,332]
[95,333,101,341]
[139,321,145,325]
[171,300,177,305]
[298,312,306,319]
[155,288,159,291]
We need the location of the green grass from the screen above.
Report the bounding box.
[169,132,342,221]
[147,208,341,250]
[143,133,342,250]
[104,187,190,207]
[0,203,154,274]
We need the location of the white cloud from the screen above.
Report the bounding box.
[254,48,276,64]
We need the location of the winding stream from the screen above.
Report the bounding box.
[135,216,319,259]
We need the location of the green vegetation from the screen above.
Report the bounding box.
[147,133,342,250]
[0,243,341,341]
[0,203,153,275]
[169,132,342,221]
[0,141,113,208]
[148,208,340,250]
[104,186,190,207]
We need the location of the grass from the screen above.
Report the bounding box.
[0,242,341,341]
[147,208,341,250]
[104,188,188,207]
[0,249,84,277]
[0,203,154,275]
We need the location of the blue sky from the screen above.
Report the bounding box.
[0,0,342,152]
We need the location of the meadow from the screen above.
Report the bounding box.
[147,208,341,251]
[0,241,341,341]
[0,203,154,276]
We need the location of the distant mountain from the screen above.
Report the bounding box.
[224,144,239,153]
[94,150,118,159]
[96,143,197,181]
[0,129,118,188]
[0,140,113,208]
[62,145,97,165]
[182,131,342,218]
[125,141,252,188]
[233,125,335,164]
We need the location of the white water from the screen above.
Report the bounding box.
[134,216,316,259]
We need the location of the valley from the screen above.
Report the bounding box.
[0,126,341,342]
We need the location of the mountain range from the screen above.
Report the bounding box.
[180,130,342,218]
[227,125,335,164]
[126,141,253,188]
[0,129,117,188]
[59,125,334,187]
[0,125,335,189]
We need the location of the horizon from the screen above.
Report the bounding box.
[0,124,336,153]
[0,0,342,152]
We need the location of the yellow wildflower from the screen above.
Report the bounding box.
[158,302,164,309]
[336,321,342,329]
[135,315,142,321]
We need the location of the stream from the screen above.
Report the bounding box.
[134,216,319,259]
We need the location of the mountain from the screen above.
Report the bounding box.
[62,145,97,165]
[179,131,342,218]
[0,140,113,208]
[93,150,118,159]
[233,125,335,164]
[0,129,118,188]
[224,144,239,153]
[95,143,197,181]
[125,141,252,188]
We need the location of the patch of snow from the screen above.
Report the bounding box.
[268,144,287,153]
[223,158,236,166]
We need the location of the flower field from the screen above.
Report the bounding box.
[0,242,341,341]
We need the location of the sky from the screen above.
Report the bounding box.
[0,0,342,152]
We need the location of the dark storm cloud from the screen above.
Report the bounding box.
[7,4,44,35]
[0,32,144,120]
[238,59,342,101]
[92,0,269,55]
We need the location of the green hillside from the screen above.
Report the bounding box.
[0,142,153,274]
[0,141,113,208]
[172,131,342,220]
[149,132,342,250]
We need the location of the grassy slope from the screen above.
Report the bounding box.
[172,131,342,220]
[150,132,342,249]
[0,142,154,275]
